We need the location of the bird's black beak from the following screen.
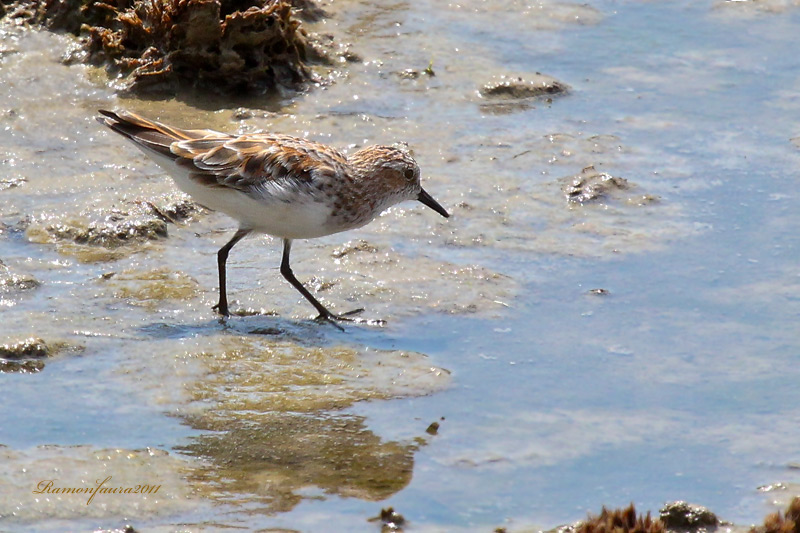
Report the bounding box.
[417,187,450,218]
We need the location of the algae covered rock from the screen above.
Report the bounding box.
[0,337,85,373]
[480,73,570,100]
[0,337,49,373]
[563,166,631,204]
[0,337,49,359]
[562,165,659,206]
[659,501,719,530]
[26,194,204,257]
[478,73,569,113]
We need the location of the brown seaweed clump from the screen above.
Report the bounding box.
[1,0,319,94]
[752,497,800,533]
[575,504,665,533]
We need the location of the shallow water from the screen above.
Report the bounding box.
[2,0,800,531]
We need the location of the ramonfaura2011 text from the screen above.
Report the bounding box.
[32,476,161,505]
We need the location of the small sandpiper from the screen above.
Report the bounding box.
[97,110,449,326]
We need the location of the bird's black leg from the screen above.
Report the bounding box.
[279,239,364,328]
[212,228,251,316]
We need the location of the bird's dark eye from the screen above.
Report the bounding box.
[404,168,415,181]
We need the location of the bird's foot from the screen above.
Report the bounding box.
[212,302,230,317]
[314,308,386,329]
[336,308,366,318]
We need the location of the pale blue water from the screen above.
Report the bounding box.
[345,0,800,526]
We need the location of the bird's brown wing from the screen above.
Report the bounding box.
[171,133,351,196]
[98,109,351,199]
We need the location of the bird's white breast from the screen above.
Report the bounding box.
[148,151,340,239]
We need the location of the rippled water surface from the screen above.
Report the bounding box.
[2,0,800,531]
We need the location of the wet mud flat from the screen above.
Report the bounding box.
[2,0,800,531]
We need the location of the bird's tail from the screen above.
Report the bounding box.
[96,109,222,159]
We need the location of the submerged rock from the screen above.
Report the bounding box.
[0,260,40,293]
[425,421,440,435]
[481,73,570,100]
[0,337,49,359]
[45,212,169,248]
[28,194,203,252]
[331,239,378,259]
[0,337,49,373]
[0,176,26,191]
[103,266,200,307]
[0,338,84,372]
[2,0,322,94]
[478,73,569,113]
[587,288,610,296]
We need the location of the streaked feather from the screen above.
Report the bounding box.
[97,110,351,201]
